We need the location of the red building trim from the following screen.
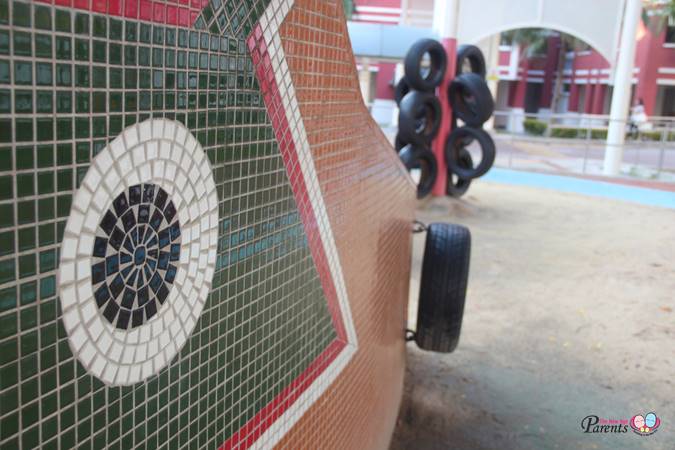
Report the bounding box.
[496,20,675,116]
[34,0,206,26]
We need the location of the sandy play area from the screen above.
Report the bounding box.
[391,180,675,450]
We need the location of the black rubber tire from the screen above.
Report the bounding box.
[395,134,407,152]
[394,78,410,106]
[415,223,471,353]
[398,91,442,145]
[398,144,437,199]
[404,38,447,91]
[446,148,473,198]
[456,45,487,78]
[445,127,496,179]
[448,72,495,127]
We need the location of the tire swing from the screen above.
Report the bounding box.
[411,222,471,353]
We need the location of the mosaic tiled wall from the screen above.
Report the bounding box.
[0,0,415,448]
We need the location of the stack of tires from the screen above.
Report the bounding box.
[395,41,496,199]
[395,39,446,199]
[446,45,496,197]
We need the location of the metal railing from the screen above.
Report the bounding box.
[489,110,675,181]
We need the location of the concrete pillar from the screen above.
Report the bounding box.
[482,34,501,130]
[604,0,642,176]
[432,0,459,39]
[358,58,372,107]
[392,63,405,126]
[400,0,409,25]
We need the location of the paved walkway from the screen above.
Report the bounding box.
[484,168,675,209]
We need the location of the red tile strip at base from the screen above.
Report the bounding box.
[220,339,345,450]
[217,23,351,450]
[33,0,207,27]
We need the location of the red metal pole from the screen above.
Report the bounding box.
[431,38,457,196]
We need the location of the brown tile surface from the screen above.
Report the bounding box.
[276,1,416,448]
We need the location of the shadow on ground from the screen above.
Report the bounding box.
[390,181,675,450]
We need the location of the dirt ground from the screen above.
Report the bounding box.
[390,181,675,450]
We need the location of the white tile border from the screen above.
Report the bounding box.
[259,0,357,349]
[248,1,359,448]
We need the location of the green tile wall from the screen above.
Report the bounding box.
[0,0,339,448]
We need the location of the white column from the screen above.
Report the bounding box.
[603,0,642,176]
[482,34,501,130]
[432,0,459,40]
[400,0,409,25]
[392,63,405,126]
[358,58,371,108]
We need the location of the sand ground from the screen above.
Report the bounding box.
[390,180,675,450]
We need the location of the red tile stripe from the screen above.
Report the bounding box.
[217,23,352,450]
[33,0,206,27]
[247,24,348,344]
[220,339,345,450]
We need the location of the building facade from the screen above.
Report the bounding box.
[496,20,675,120]
[350,0,675,127]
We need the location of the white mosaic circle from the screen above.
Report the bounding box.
[58,119,219,386]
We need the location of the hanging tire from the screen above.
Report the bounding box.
[395,78,410,106]
[445,127,496,179]
[398,91,442,145]
[398,144,437,199]
[446,148,473,198]
[448,72,495,127]
[404,38,447,91]
[456,45,487,78]
[415,223,471,353]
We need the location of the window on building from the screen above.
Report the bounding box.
[666,17,675,43]
[657,86,675,116]
[525,83,543,113]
